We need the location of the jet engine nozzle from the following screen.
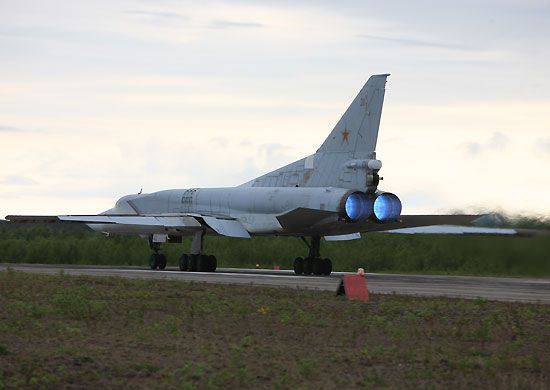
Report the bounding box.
[342,191,373,221]
[373,192,402,222]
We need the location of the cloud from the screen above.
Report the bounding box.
[0,125,25,132]
[1,1,549,217]
[400,190,445,210]
[258,142,290,161]
[463,132,509,156]
[209,136,230,147]
[124,10,188,27]
[488,132,509,149]
[356,34,473,50]
[464,142,481,155]
[124,10,188,21]
[209,19,265,29]
[536,138,550,155]
[2,175,37,186]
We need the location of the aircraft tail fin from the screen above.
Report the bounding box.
[240,74,390,191]
[317,74,389,157]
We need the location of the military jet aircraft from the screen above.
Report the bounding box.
[7,74,478,275]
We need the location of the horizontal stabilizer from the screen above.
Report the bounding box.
[203,216,251,238]
[358,215,480,233]
[325,233,361,241]
[386,225,517,235]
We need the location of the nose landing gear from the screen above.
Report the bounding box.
[293,236,332,276]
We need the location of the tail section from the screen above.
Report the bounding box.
[241,74,389,191]
[317,74,389,157]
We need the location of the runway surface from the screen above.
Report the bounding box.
[1,263,549,304]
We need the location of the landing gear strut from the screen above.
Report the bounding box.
[178,230,217,272]
[148,239,167,270]
[293,236,332,276]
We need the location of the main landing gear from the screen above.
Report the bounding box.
[178,254,217,272]
[179,231,217,272]
[149,241,167,270]
[148,230,217,272]
[293,236,332,276]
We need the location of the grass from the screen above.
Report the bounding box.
[1,224,550,277]
[0,270,549,388]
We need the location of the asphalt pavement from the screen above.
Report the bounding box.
[1,263,549,304]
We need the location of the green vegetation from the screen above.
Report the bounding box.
[1,224,549,276]
[472,213,550,230]
[0,270,548,388]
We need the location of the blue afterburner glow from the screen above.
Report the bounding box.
[373,193,402,222]
[344,192,371,221]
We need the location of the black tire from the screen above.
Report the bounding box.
[323,258,332,276]
[149,254,159,270]
[303,257,313,276]
[179,254,189,271]
[197,255,204,272]
[189,255,199,272]
[157,254,167,270]
[197,255,210,272]
[207,255,217,272]
[312,258,324,276]
[293,257,304,275]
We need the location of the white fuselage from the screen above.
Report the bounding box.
[90,186,357,236]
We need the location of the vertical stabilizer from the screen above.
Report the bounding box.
[240,74,390,191]
[317,74,389,157]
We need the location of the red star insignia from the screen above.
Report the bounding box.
[341,128,350,143]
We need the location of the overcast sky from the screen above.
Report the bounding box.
[1,0,549,217]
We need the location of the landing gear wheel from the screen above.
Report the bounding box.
[303,257,313,276]
[149,254,159,270]
[196,255,217,272]
[206,255,217,272]
[189,255,199,272]
[312,258,324,276]
[196,255,206,272]
[293,257,304,275]
[179,254,189,271]
[157,254,167,270]
[322,258,332,276]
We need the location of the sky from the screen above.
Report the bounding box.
[1,0,549,217]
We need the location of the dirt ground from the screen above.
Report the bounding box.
[0,270,549,389]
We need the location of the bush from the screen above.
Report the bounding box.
[1,224,549,277]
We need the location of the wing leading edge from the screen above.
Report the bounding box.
[6,215,202,228]
[5,214,251,238]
